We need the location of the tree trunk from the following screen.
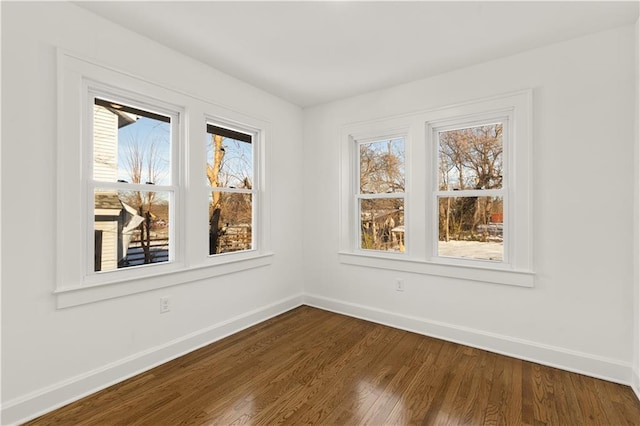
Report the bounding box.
[445,197,451,242]
[207,134,225,254]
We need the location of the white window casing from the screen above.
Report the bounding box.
[56,50,272,308]
[339,90,533,287]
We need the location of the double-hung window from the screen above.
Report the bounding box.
[91,94,178,273]
[356,136,406,253]
[206,123,256,256]
[56,51,272,308]
[340,90,533,287]
[433,119,507,263]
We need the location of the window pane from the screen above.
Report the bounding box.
[207,128,253,189]
[360,198,405,252]
[93,98,171,185]
[359,138,404,194]
[438,196,503,261]
[94,189,170,272]
[209,192,253,255]
[438,123,503,190]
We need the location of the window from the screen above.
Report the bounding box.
[357,137,406,253]
[56,51,272,307]
[206,124,255,256]
[434,120,506,263]
[340,91,533,287]
[92,95,177,273]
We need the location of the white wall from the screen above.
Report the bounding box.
[2,2,639,424]
[303,25,637,384]
[1,2,304,423]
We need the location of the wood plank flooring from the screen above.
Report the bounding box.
[25,306,640,425]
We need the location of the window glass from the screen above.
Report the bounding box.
[357,137,405,253]
[208,192,253,254]
[438,123,503,191]
[437,195,503,261]
[92,97,173,273]
[436,122,506,262]
[94,188,170,271]
[207,125,254,255]
[206,125,253,189]
[93,98,171,185]
[359,138,405,194]
[359,198,405,252]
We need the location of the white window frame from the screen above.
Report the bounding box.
[339,90,533,287]
[429,113,511,267]
[354,132,408,256]
[340,118,414,255]
[205,119,260,258]
[56,50,272,308]
[85,86,183,285]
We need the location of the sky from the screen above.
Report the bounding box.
[117,116,172,186]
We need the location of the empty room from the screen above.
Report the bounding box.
[2,1,640,424]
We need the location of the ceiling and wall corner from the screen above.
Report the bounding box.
[76,1,639,108]
[2,1,640,424]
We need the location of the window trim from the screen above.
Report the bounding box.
[56,50,273,308]
[339,90,533,287]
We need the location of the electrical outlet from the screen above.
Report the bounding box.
[160,296,170,313]
[396,279,405,292]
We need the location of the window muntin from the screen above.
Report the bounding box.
[434,121,507,263]
[339,91,532,286]
[91,95,177,273]
[57,52,274,306]
[206,124,255,255]
[356,137,406,253]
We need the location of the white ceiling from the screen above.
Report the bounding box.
[78,1,639,107]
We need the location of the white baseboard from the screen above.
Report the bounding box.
[304,294,632,386]
[633,367,640,402]
[1,294,304,426]
[3,293,633,425]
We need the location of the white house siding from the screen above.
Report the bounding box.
[93,104,118,182]
[93,104,120,271]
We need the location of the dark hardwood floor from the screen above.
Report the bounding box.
[26,306,640,425]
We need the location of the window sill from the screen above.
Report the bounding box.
[55,252,274,308]
[338,252,534,287]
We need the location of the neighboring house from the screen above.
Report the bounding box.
[93,102,142,271]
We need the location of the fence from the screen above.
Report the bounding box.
[120,239,169,267]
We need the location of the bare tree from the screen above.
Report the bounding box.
[359,139,405,251]
[438,124,503,242]
[122,136,168,264]
[207,134,254,254]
